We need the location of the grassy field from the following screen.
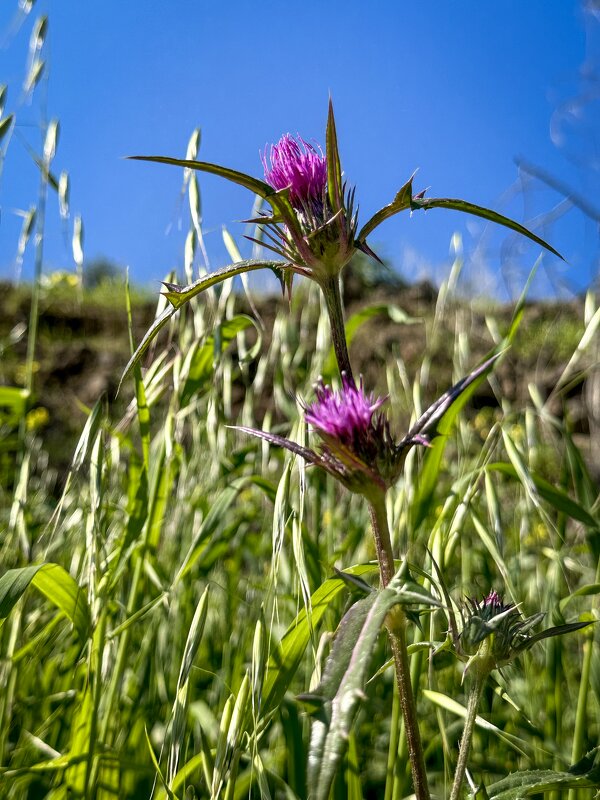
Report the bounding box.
[1,261,599,799]
[1,5,599,792]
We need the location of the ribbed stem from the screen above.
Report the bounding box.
[449,670,487,800]
[368,489,430,800]
[320,274,353,381]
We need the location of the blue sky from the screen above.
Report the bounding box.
[1,1,598,298]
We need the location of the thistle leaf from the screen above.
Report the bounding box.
[261,563,380,716]
[516,619,594,652]
[411,195,564,259]
[233,425,319,465]
[326,98,343,211]
[129,155,301,235]
[409,353,501,530]
[305,589,398,800]
[402,352,501,447]
[356,174,414,242]
[484,746,600,797]
[118,260,287,393]
[160,259,287,310]
[128,155,273,199]
[305,570,439,800]
[356,180,563,261]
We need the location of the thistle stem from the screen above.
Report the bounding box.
[449,670,487,800]
[320,274,354,381]
[368,490,430,800]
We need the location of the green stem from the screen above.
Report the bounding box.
[567,556,600,800]
[320,274,353,381]
[449,670,487,800]
[84,607,108,796]
[384,682,402,800]
[368,490,430,800]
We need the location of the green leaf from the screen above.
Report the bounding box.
[423,690,530,757]
[559,583,600,613]
[162,259,286,310]
[261,564,379,717]
[117,305,178,395]
[167,587,210,788]
[65,683,94,795]
[357,182,562,261]
[404,353,500,447]
[411,196,563,259]
[175,480,248,583]
[0,113,14,144]
[410,354,500,530]
[326,99,343,211]
[305,570,417,800]
[0,386,30,426]
[0,563,91,643]
[517,619,593,651]
[485,757,600,798]
[356,174,414,242]
[486,462,598,530]
[129,155,274,199]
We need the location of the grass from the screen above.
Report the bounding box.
[1,5,598,791]
[1,265,598,799]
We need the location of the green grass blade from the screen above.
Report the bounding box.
[0,563,91,643]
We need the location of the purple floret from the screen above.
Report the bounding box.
[305,375,386,442]
[262,134,327,210]
[483,590,503,609]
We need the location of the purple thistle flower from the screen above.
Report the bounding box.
[300,375,405,495]
[235,356,501,497]
[305,374,386,444]
[262,134,327,212]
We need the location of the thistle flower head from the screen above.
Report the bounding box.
[262,134,327,212]
[301,375,407,495]
[253,107,359,285]
[305,374,386,444]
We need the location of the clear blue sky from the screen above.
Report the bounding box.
[1,1,598,298]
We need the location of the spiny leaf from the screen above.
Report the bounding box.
[356,174,414,242]
[326,99,343,211]
[161,260,287,310]
[485,761,600,798]
[411,195,564,259]
[261,564,380,716]
[356,180,563,261]
[233,425,319,466]
[410,352,501,530]
[515,619,594,651]
[119,260,286,394]
[305,570,416,800]
[128,155,274,199]
[402,352,501,447]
